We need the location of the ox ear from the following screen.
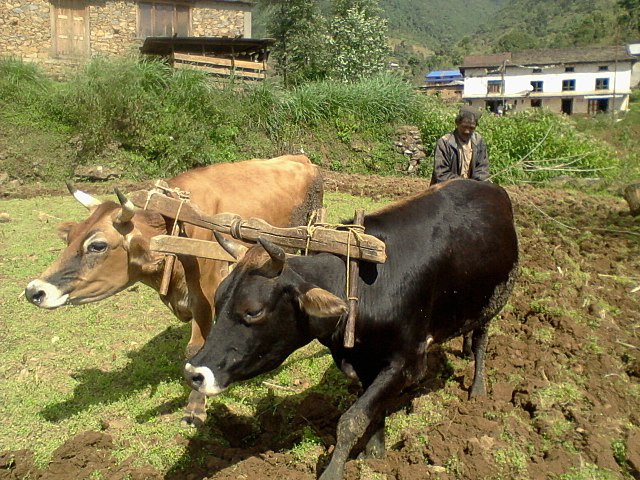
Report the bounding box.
[128,236,163,274]
[298,286,348,318]
[57,221,77,243]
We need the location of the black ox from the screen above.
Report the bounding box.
[184,179,519,480]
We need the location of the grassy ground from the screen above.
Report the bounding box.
[0,191,388,471]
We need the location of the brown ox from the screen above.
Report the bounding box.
[24,155,323,425]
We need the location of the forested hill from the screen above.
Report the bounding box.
[383,0,632,54]
[378,0,507,47]
[251,0,637,79]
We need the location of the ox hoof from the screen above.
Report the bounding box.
[181,412,206,428]
[468,384,486,400]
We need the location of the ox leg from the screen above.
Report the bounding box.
[183,391,207,428]
[462,332,473,358]
[469,325,489,399]
[363,418,385,458]
[183,316,212,427]
[320,365,402,480]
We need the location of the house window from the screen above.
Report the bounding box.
[562,79,576,91]
[487,80,503,94]
[565,66,575,72]
[595,78,609,90]
[138,2,190,38]
[531,99,542,108]
[530,81,543,92]
[532,68,542,73]
[598,65,609,71]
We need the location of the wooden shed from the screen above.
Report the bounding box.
[140,36,275,80]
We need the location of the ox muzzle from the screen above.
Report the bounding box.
[184,362,226,396]
[24,279,69,308]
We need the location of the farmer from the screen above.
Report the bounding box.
[430,105,490,185]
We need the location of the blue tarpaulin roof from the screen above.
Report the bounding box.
[425,69,463,82]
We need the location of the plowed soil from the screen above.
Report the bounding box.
[2,171,639,480]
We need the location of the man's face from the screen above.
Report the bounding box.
[455,118,477,143]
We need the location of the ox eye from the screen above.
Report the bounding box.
[87,241,108,253]
[243,307,265,324]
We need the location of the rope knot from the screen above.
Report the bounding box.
[230,217,246,240]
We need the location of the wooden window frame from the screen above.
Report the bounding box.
[562,79,576,91]
[487,80,503,94]
[137,1,192,39]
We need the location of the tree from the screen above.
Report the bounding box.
[619,0,640,36]
[494,31,539,53]
[266,0,329,86]
[324,0,389,82]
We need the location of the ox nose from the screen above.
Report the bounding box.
[184,363,204,389]
[25,285,46,305]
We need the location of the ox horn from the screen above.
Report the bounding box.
[258,237,285,274]
[66,181,102,210]
[214,231,247,260]
[114,188,136,223]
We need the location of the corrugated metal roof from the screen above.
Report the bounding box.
[462,46,636,69]
[426,69,462,78]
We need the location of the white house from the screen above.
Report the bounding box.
[460,46,638,115]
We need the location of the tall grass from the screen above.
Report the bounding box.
[0,56,629,183]
[0,57,51,105]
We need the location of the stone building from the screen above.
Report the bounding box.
[1,0,253,65]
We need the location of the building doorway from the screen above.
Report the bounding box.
[561,98,573,115]
[52,0,89,58]
[588,99,609,114]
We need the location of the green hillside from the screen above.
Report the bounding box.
[379,0,508,46]
[252,0,638,75]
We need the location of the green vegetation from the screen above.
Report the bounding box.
[1,56,633,188]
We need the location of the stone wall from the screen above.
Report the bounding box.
[1,0,52,59]
[192,2,247,37]
[1,0,248,64]
[90,1,140,57]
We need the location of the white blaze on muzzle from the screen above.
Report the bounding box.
[25,279,69,308]
[184,363,226,396]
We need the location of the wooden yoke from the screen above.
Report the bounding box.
[139,182,190,296]
[344,209,365,348]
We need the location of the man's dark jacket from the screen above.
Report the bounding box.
[430,131,489,185]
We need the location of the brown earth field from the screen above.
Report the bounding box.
[1,171,640,480]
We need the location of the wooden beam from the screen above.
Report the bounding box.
[344,209,365,348]
[150,235,236,262]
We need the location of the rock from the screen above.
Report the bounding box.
[623,183,640,216]
[73,165,123,182]
[627,429,640,474]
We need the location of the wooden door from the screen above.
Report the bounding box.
[53,0,88,58]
